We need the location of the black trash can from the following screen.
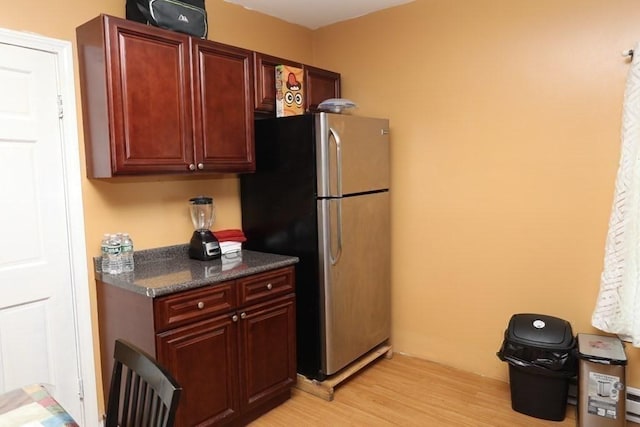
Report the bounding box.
[497,313,577,421]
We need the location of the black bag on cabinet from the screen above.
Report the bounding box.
[126,0,208,38]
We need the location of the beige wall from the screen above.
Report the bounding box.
[313,0,640,386]
[4,0,640,409]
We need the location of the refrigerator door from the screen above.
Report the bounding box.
[316,113,390,197]
[318,190,391,375]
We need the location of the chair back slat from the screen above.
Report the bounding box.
[105,339,182,427]
[150,394,164,426]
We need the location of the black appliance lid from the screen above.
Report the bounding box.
[506,313,574,350]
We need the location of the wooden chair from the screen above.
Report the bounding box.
[106,339,182,427]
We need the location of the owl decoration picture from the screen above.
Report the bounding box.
[275,65,304,117]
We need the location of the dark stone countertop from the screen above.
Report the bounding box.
[95,244,299,298]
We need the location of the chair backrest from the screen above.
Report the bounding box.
[105,339,182,427]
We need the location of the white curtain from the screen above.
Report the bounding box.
[592,42,640,346]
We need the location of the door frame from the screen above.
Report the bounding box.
[0,28,100,425]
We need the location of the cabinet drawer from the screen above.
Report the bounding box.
[238,267,295,306]
[154,282,236,331]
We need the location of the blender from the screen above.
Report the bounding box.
[188,196,221,260]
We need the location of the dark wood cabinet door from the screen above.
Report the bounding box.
[157,314,240,427]
[238,294,296,412]
[253,52,302,114]
[304,65,341,112]
[193,40,255,173]
[104,17,194,174]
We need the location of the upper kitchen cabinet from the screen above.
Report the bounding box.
[76,15,255,178]
[253,52,302,115]
[192,40,255,173]
[253,52,341,116]
[304,65,341,112]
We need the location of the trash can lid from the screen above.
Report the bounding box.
[577,333,627,365]
[506,313,575,350]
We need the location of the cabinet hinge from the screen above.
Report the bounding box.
[57,95,63,119]
[78,378,84,400]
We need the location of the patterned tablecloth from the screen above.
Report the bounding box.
[0,384,78,426]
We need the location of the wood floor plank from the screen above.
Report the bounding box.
[249,354,582,426]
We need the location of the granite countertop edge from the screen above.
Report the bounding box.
[95,244,299,298]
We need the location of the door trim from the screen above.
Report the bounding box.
[0,27,100,425]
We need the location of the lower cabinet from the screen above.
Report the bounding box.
[97,266,296,427]
[239,295,296,412]
[156,314,240,425]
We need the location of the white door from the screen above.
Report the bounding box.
[0,30,99,425]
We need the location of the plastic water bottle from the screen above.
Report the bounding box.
[100,234,110,273]
[121,233,135,273]
[107,234,123,274]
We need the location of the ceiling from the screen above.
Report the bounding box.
[223,0,415,30]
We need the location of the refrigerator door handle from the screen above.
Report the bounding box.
[329,127,343,197]
[329,198,343,265]
[328,127,343,265]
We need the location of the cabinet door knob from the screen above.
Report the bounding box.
[197,301,204,310]
[266,283,273,290]
[240,312,247,319]
[197,163,204,170]
[188,163,196,171]
[232,314,239,322]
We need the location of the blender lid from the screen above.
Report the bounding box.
[190,196,213,204]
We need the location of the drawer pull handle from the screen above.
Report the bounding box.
[266,283,273,290]
[240,312,247,319]
[232,314,239,322]
[197,302,205,310]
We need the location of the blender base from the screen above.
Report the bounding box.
[188,230,221,260]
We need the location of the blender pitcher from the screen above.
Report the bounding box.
[188,196,221,260]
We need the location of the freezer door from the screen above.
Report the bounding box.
[317,191,391,376]
[316,113,390,197]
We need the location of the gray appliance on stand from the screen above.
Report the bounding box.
[240,112,391,381]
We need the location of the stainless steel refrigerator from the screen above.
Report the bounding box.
[240,112,390,381]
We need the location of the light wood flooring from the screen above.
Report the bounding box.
[250,353,581,426]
